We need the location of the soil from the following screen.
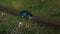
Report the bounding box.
[0,5,60,27]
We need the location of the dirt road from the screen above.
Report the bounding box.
[0,5,60,27]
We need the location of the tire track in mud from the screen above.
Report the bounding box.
[0,5,60,27]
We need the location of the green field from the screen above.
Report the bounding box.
[0,0,60,34]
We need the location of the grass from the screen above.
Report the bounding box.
[0,0,60,34]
